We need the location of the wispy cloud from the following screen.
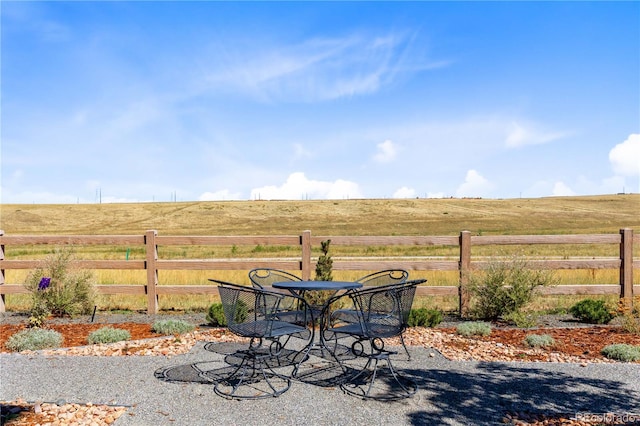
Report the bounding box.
[202,31,448,102]
[505,121,569,148]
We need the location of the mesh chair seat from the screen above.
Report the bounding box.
[326,280,425,400]
[211,280,313,399]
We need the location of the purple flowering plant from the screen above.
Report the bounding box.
[38,277,51,291]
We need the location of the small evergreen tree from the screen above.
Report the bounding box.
[314,239,333,281]
[307,240,333,309]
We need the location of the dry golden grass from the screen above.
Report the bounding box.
[3,194,639,236]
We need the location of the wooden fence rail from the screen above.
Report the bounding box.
[0,228,637,314]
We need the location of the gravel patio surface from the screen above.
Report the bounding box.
[2,340,640,426]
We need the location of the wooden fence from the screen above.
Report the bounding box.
[0,229,637,314]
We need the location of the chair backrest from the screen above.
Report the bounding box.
[349,279,423,338]
[216,281,283,338]
[356,269,409,287]
[249,268,302,289]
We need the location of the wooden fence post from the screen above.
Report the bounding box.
[459,230,471,317]
[620,228,634,313]
[145,230,159,314]
[0,230,5,313]
[301,230,312,280]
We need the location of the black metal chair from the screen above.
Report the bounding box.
[328,270,412,359]
[248,268,302,289]
[248,268,310,324]
[326,279,424,400]
[211,280,313,399]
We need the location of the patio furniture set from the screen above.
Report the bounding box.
[208,269,426,401]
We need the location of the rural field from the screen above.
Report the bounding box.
[1,194,638,312]
[2,194,639,236]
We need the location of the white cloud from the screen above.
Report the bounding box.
[426,192,445,198]
[609,133,640,176]
[455,169,493,198]
[392,186,415,198]
[373,139,397,163]
[250,172,362,200]
[199,189,243,201]
[551,181,576,196]
[505,121,568,148]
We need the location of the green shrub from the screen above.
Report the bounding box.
[456,321,492,337]
[569,299,615,324]
[408,308,443,327]
[601,344,640,362]
[87,327,131,344]
[467,255,556,320]
[216,300,249,325]
[6,328,63,352]
[524,334,555,348]
[206,303,227,326]
[151,319,195,335]
[24,249,96,319]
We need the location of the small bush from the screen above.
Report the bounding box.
[408,308,443,327]
[6,328,63,352]
[206,303,226,326]
[621,313,640,335]
[152,319,195,335]
[569,299,615,324]
[524,334,555,348]
[467,255,556,320]
[601,344,640,362]
[456,321,492,337]
[87,327,131,344]
[24,249,96,319]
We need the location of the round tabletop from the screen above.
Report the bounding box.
[272,280,363,291]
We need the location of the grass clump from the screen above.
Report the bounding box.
[152,319,195,335]
[467,254,556,321]
[569,299,615,324]
[502,311,539,328]
[87,327,131,344]
[6,328,63,352]
[408,308,443,327]
[456,321,492,337]
[205,303,226,326]
[601,344,640,362]
[524,334,555,348]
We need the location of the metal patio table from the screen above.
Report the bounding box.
[271,280,363,359]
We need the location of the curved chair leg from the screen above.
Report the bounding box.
[214,352,292,400]
[399,333,411,361]
[341,351,417,400]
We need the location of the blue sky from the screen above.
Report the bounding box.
[2,1,639,204]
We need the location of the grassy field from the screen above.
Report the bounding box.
[1,194,638,312]
[2,194,639,236]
